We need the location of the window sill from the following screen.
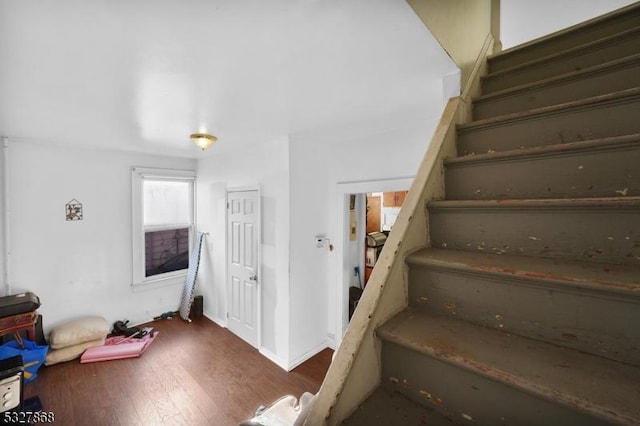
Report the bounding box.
[131,273,186,293]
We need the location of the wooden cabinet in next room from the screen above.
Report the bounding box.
[383,191,408,207]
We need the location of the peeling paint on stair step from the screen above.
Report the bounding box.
[419,390,443,407]
[417,296,429,304]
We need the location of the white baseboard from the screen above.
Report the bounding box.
[259,347,290,371]
[204,311,227,328]
[326,334,337,351]
[287,340,329,371]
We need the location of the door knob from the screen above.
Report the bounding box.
[249,275,257,281]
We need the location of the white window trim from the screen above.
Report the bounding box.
[131,167,196,289]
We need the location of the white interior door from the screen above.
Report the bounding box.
[227,189,260,347]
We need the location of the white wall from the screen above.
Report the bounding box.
[196,116,444,370]
[5,141,196,333]
[345,194,366,291]
[501,0,637,49]
[288,115,442,362]
[0,145,6,296]
[196,136,291,368]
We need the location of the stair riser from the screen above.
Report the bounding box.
[475,58,640,120]
[382,341,604,426]
[407,265,640,365]
[458,94,640,155]
[428,206,640,264]
[483,31,640,94]
[445,143,640,200]
[489,9,640,72]
[341,389,453,426]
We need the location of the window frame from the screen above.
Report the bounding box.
[131,167,196,288]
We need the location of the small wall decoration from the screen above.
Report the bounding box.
[65,199,83,221]
[349,194,357,241]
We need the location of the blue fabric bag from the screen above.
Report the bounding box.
[0,339,48,383]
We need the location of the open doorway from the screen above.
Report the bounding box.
[345,191,408,324]
[363,191,408,285]
[335,178,412,345]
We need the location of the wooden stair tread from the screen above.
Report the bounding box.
[484,25,640,80]
[445,133,640,165]
[342,388,456,426]
[407,247,640,296]
[476,53,640,104]
[378,308,640,425]
[458,87,640,133]
[429,196,640,211]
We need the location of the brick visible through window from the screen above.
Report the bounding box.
[145,228,189,277]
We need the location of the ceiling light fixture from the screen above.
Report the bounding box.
[190,132,217,150]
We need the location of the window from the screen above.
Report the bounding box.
[132,168,196,287]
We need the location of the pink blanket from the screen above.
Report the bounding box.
[80,332,158,363]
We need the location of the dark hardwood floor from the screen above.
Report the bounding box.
[24,317,333,425]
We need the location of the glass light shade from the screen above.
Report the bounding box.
[190,133,217,150]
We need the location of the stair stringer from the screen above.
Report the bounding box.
[305,35,494,426]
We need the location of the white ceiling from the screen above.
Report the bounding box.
[0,0,457,158]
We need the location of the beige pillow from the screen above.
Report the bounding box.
[44,338,105,365]
[48,316,109,349]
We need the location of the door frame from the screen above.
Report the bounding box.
[226,185,262,349]
[335,177,413,346]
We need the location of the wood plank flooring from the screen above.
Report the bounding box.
[24,317,333,425]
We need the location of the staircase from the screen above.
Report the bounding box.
[343,5,640,425]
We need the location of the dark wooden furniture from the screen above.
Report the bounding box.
[0,311,37,342]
